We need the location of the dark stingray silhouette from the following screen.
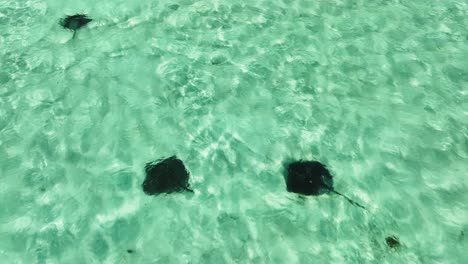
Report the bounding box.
[285,160,366,209]
[142,156,193,195]
[59,14,92,39]
[385,235,401,249]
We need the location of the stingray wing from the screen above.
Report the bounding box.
[60,14,92,30]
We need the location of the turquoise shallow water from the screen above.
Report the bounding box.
[1,0,468,263]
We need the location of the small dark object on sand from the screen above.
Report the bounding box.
[142,156,193,195]
[385,235,401,249]
[59,14,92,38]
[285,160,366,209]
[127,249,134,254]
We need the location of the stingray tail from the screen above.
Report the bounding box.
[331,190,367,210]
[72,30,77,39]
[184,186,194,193]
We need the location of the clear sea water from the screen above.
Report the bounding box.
[1,0,467,263]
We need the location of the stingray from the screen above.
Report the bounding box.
[142,156,193,195]
[59,14,92,39]
[285,160,366,209]
[385,235,401,249]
